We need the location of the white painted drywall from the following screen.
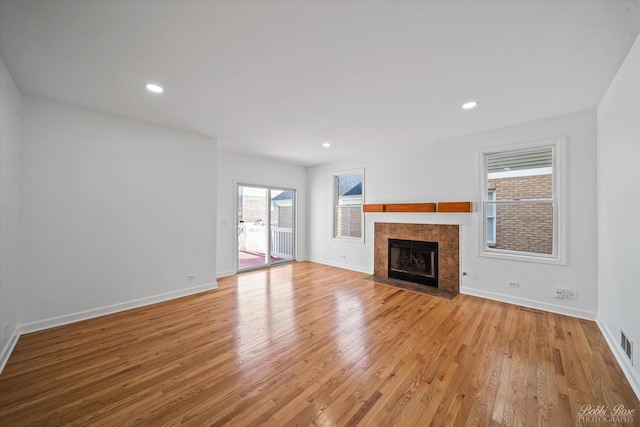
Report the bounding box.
[0,58,21,352]
[307,110,598,319]
[19,97,218,324]
[216,148,307,277]
[597,33,640,397]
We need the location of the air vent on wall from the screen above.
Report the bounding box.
[621,329,633,365]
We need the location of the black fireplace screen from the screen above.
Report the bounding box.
[388,239,438,287]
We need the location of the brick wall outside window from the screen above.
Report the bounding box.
[488,174,553,254]
[335,206,362,238]
[239,196,266,223]
[276,206,293,228]
[240,196,293,228]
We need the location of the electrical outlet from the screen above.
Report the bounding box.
[554,288,565,299]
[341,255,346,259]
[508,281,519,288]
[566,290,577,300]
[187,274,196,281]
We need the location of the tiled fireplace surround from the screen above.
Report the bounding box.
[374,223,460,294]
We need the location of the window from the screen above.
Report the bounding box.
[486,190,496,245]
[334,169,364,241]
[479,137,565,264]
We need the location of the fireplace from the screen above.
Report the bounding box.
[374,223,458,294]
[388,239,438,287]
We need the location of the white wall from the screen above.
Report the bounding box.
[216,149,307,277]
[19,97,218,327]
[308,110,598,319]
[597,34,640,397]
[0,58,21,354]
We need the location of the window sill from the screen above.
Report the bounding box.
[332,236,365,244]
[479,249,565,265]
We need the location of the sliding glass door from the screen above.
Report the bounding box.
[237,184,295,271]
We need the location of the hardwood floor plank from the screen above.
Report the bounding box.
[1,262,638,426]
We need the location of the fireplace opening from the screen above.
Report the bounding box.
[388,238,438,287]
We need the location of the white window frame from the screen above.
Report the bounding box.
[478,136,566,265]
[332,168,365,243]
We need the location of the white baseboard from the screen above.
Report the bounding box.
[461,287,597,320]
[216,270,236,278]
[597,318,640,401]
[0,326,20,374]
[19,282,218,335]
[307,257,373,275]
[0,282,217,375]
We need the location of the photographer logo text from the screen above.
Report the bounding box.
[578,404,635,423]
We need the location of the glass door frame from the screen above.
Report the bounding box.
[236,182,296,272]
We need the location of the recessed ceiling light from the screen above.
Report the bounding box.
[322,142,331,148]
[145,83,164,94]
[462,101,478,110]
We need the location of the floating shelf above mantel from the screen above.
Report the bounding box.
[438,202,473,213]
[385,203,436,212]
[363,201,472,213]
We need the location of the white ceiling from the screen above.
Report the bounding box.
[1,1,639,166]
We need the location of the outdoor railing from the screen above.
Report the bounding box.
[238,223,294,259]
[271,227,293,258]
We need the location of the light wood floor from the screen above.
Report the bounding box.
[1,262,638,426]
